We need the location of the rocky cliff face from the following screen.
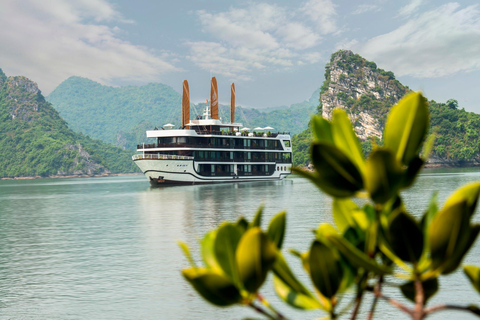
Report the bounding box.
[320,50,409,140]
[0,70,111,178]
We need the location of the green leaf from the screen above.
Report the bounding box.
[444,182,480,218]
[273,275,322,310]
[273,253,313,296]
[400,278,439,304]
[201,230,222,273]
[422,133,436,161]
[325,233,392,275]
[365,148,403,204]
[332,199,360,233]
[178,241,197,267]
[402,156,425,188]
[441,225,480,274]
[251,205,264,228]
[428,201,471,272]
[289,249,310,274]
[272,253,322,310]
[214,223,243,284]
[267,211,286,249]
[236,227,277,293]
[364,219,378,257]
[236,216,249,233]
[422,192,439,231]
[331,109,366,175]
[293,142,363,198]
[464,265,480,293]
[315,223,339,244]
[312,115,334,144]
[182,268,242,306]
[384,92,429,165]
[309,241,343,299]
[388,211,423,263]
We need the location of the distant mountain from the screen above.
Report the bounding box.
[47,77,318,149]
[293,50,480,168]
[0,70,138,178]
[47,76,181,145]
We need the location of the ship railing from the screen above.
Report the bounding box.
[132,154,194,161]
[138,143,284,151]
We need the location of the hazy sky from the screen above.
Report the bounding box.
[1,0,480,112]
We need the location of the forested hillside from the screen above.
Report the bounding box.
[47,76,181,145]
[293,50,480,167]
[0,69,138,178]
[47,77,318,149]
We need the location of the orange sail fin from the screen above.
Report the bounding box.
[210,77,218,119]
[182,80,190,128]
[231,83,235,123]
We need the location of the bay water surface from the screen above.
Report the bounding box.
[1,169,480,319]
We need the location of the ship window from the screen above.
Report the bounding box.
[283,140,291,147]
[211,165,215,173]
[282,153,292,163]
[178,137,187,144]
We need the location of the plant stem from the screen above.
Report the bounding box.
[424,304,480,317]
[350,288,364,320]
[367,276,383,320]
[413,271,424,320]
[374,291,412,316]
[248,302,278,320]
[257,293,288,320]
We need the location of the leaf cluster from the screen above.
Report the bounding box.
[181,92,480,320]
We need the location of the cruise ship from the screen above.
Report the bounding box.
[132,77,292,186]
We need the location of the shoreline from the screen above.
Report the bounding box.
[0,172,143,181]
[2,162,480,181]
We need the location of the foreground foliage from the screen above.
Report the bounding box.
[180,92,480,319]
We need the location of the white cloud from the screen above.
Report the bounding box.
[357,3,480,78]
[0,0,178,94]
[189,1,330,80]
[300,0,338,35]
[197,5,284,50]
[352,4,381,15]
[399,0,423,17]
[277,23,321,50]
[186,41,252,80]
[302,52,322,64]
[335,39,360,51]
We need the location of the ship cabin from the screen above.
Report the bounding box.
[136,118,292,177]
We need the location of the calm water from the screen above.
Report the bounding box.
[1,170,480,319]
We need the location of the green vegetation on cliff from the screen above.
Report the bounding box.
[293,51,480,166]
[0,70,138,178]
[429,100,480,161]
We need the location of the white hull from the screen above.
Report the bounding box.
[134,158,291,185]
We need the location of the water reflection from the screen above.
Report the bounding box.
[0,172,480,319]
